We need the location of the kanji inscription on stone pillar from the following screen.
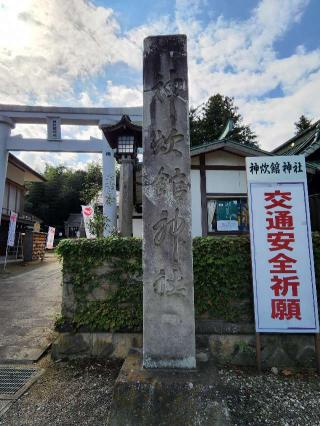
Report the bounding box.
[142,35,196,369]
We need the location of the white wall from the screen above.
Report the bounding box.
[133,218,142,238]
[206,170,247,193]
[191,169,202,237]
[205,150,245,166]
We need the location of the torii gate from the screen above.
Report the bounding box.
[0,104,143,236]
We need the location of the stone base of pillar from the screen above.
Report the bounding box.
[108,353,230,426]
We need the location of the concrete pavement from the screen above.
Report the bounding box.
[0,254,62,363]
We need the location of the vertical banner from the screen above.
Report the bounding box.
[46,226,55,249]
[81,205,95,239]
[7,211,17,247]
[246,155,319,333]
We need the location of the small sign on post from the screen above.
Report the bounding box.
[246,155,319,369]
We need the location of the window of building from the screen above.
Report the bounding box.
[3,183,9,213]
[3,181,24,215]
[16,190,22,213]
[8,185,16,212]
[207,197,249,233]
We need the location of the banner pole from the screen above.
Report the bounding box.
[255,332,262,373]
[3,244,8,271]
[314,333,320,375]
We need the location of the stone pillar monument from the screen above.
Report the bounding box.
[119,157,134,237]
[0,116,14,224]
[142,35,196,369]
[102,136,117,237]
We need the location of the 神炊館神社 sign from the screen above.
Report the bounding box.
[246,155,319,333]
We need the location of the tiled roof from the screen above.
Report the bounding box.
[273,120,320,156]
[190,139,271,157]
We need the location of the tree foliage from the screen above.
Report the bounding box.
[55,232,320,331]
[25,163,101,229]
[80,162,102,205]
[294,115,312,135]
[190,94,257,147]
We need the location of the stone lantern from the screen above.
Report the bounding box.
[100,115,142,236]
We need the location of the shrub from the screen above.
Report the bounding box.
[56,233,320,331]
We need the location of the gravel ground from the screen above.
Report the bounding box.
[217,367,320,426]
[0,356,122,426]
[1,356,320,425]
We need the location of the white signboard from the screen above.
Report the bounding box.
[46,226,55,249]
[81,205,95,239]
[7,211,18,247]
[246,156,319,333]
[217,220,239,232]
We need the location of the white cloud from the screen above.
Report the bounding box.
[0,0,169,106]
[103,81,142,107]
[14,151,101,173]
[62,125,102,140]
[187,0,313,102]
[180,0,319,149]
[240,70,320,150]
[1,0,319,161]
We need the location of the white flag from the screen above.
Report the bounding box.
[7,211,18,247]
[46,226,55,249]
[81,205,95,239]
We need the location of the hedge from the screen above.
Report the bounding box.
[56,233,320,332]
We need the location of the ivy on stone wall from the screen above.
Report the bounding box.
[193,236,253,322]
[56,233,320,332]
[57,237,142,332]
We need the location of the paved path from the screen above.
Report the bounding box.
[0,255,62,363]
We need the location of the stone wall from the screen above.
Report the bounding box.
[52,332,142,361]
[52,325,318,369]
[61,261,118,320]
[57,246,319,368]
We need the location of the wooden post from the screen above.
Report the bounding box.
[255,332,262,373]
[314,333,320,374]
[199,154,208,236]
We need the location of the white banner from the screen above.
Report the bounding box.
[81,205,95,239]
[46,226,55,249]
[246,155,319,333]
[7,211,17,247]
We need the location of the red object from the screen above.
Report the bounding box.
[271,299,302,320]
[264,190,292,210]
[266,211,294,230]
[270,275,299,297]
[269,253,297,274]
[267,232,295,251]
[83,207,93,216]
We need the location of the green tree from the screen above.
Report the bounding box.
[294,115,312,135]
[80,162,102,204]
[190,94,257,147]
[25,163,100,229]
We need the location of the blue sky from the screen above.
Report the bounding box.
[0,0,319,171]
